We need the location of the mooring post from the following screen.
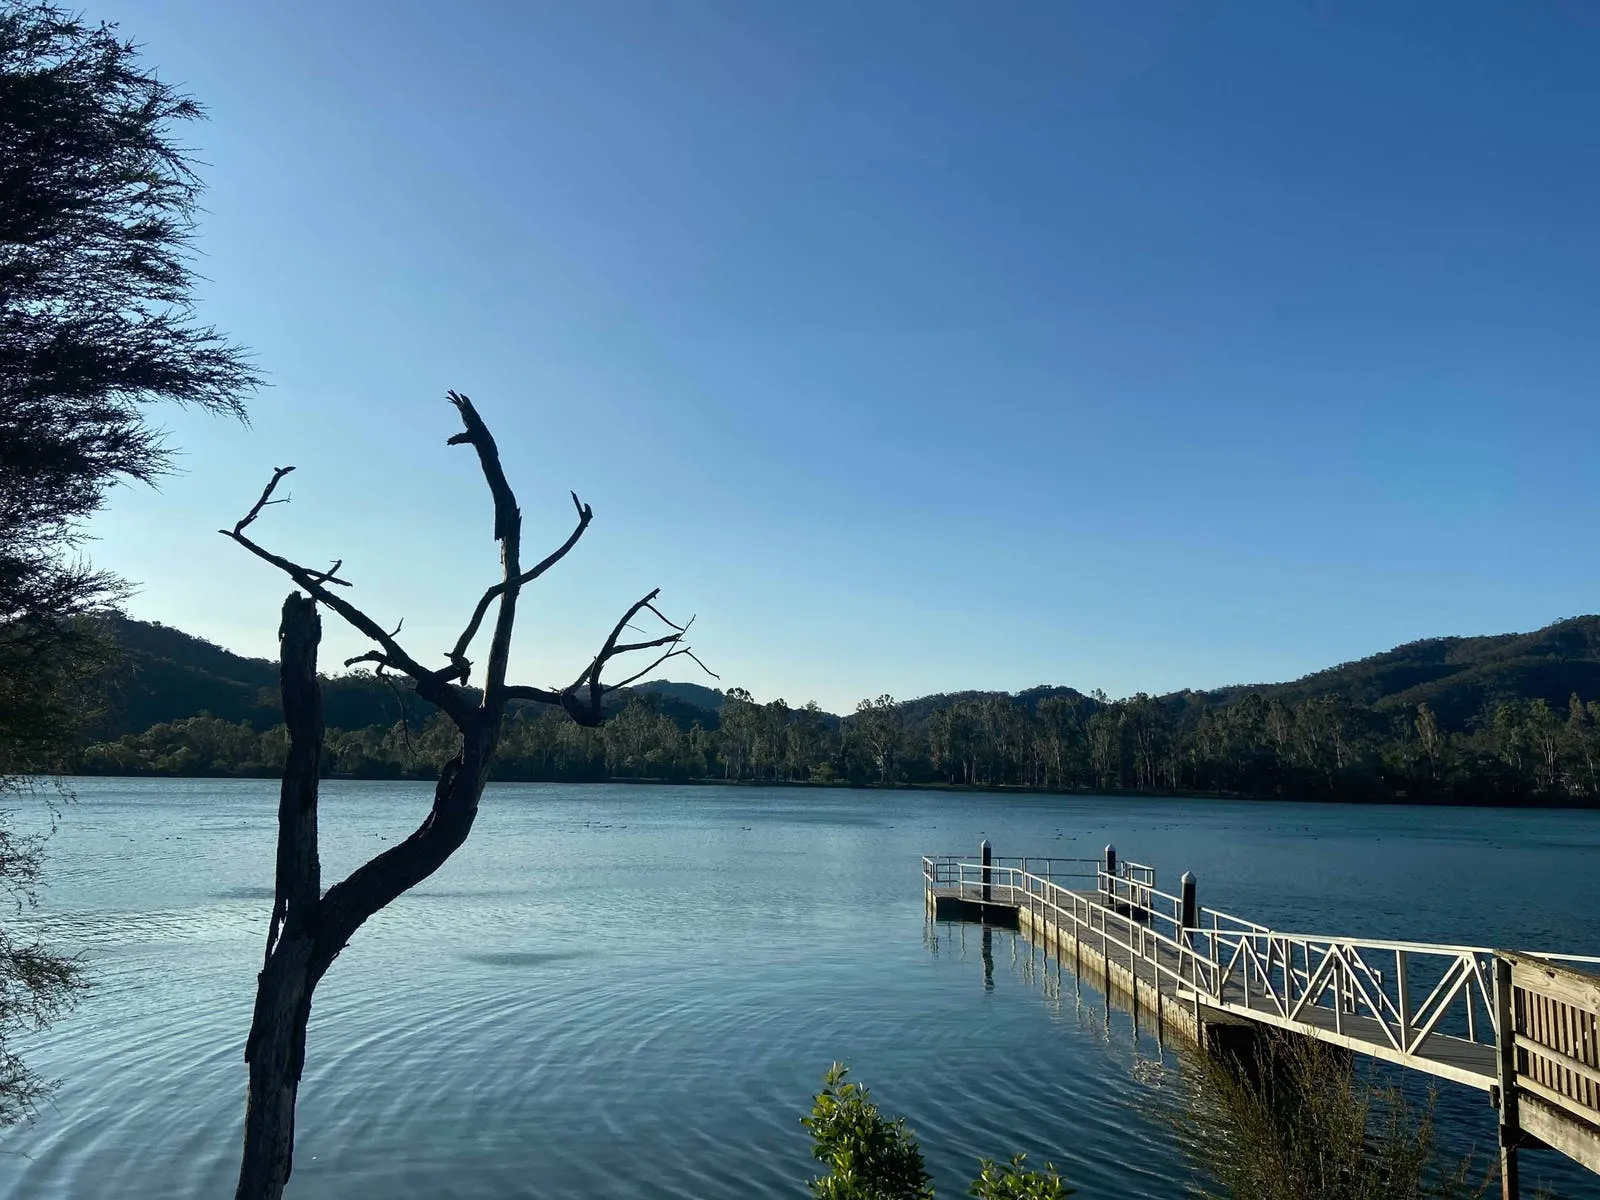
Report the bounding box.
[1493,955,1521,1200]
[980,839,992,904]
[1180,871,1197,954]
[1103,844,1117,903]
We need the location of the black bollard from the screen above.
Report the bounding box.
[1181,871,1198,953]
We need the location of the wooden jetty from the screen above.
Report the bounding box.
[924,843,1600,1199]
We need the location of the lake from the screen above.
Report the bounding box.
[4,779,1599,1198]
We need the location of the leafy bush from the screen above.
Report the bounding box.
[968,1154,1073,1199]
[803,1064,934,1200]
[802,1065,1072,1200]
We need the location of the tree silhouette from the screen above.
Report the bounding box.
[225,392,709,1200]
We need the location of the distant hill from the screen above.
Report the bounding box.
[89,612,1600,742]
[88,616,728,738]
[893,686,1090,728]
[633,680,727,713]
[1203,616,1600,729]
[91,614,431,737]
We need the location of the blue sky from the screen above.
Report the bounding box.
[86,1,1600,713]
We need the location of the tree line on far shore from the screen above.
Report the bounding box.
[74,682,1600,806]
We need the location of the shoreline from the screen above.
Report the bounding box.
[58,771,1600,811]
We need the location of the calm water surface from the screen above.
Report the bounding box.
[4,780,1599,1198]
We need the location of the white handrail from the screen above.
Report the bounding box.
[924,853,1575,1064]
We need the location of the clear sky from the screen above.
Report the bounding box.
[85,0,1600,714]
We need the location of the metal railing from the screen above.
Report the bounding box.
[922,855,1099,903]
[925,849,1600,1092]
[925,845,1600,1187]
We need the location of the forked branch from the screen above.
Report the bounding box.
[223,392,713,733]
[448,490,593,682]
[233,466,295,535]
[221,462,466,719]
[504,591,717,725]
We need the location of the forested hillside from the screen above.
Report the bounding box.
[72,614,1600,806]
[90,614,432,736]
[86,615,716,737]
[1203,616,1600,728]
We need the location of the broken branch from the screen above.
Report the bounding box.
[445,391,525,697]
[233,466,294,534]
[445,390,518,544]
[344,651,395,672]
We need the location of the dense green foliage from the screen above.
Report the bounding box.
[966,1157,1074,1200]
[1204,618,1600,732]
[1,2,255,1125]
[802,1065,1070,1200]
[1,0,257,643]
[86,613,427,737]
[804,1065,934,1200]
[58,614,1600,805]
[79,613,715,740]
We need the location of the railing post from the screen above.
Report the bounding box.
[981,839,992,905]
[1396,949,1411,1052]
[1493,955,1521,1200]
[1210,913,1220,990]
[1466,961,1477,1042]
[1333,955,1344,1034]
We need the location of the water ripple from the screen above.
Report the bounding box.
[5,779,1599,1199]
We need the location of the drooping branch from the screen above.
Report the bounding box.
[641,600,687,634]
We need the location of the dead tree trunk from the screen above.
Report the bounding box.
[236,596,321,1200]
[226,392,709,1200]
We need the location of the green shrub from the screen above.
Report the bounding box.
[803,1064,934,1200]
[968,1154,1074,1199]
[802,1066,1072,1200]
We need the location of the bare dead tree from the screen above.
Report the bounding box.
[224,392,710,1200]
